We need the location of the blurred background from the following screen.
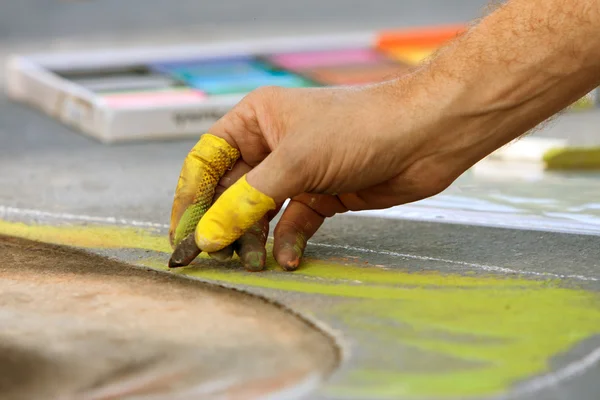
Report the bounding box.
[2,1,490,45]
[1,0,600,235]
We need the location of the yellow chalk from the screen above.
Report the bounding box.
[386,47,437,64]
[543,147,600,170]
[195,174,276,253]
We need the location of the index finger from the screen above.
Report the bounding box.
[169,133,240,248]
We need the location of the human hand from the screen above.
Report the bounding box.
[168,77,478,271]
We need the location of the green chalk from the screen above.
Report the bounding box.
[543,147,600,170]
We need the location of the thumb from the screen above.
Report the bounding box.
[195,149,305,253]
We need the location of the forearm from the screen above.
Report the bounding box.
[399,0,600,171]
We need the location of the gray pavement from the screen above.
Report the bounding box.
[1,1,600,399]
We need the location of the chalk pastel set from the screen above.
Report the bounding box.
[5,25,597,143]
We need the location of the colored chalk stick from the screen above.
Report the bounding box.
[376,25,465,50]
[160,62,265,82]
[152,58,318,94]
[486,136,600,170]
[543,147,600,170]
[101,89,206,108]
[268,48,387,70]
[167,59,319,94]
[383,46,438,65]
[187,74,316,95]
[173,68,268,85]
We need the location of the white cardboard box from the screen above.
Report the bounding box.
[5,32,375,143]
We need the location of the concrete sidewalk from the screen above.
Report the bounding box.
[1,1,600,399]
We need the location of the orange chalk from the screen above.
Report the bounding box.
[376,24,466,50]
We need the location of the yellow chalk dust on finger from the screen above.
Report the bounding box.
[195,175,276,253]
[171,133,240,246]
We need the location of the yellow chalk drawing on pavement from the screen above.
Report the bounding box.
[1,220,599,399]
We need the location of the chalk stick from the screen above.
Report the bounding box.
[486,136,600,170]
[154,60,264,81]
[101,89,206,108]
[383,47,438,65]
[188,74,316,95]
[543,147,600,170]
[268,48,386,70]
[377,25,466,50]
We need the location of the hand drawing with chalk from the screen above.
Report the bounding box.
[170,0,596,271]
[168,84,459,271]
[169,0,600,272]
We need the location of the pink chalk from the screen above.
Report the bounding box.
[102,89,206,108]
[269,48,384,70]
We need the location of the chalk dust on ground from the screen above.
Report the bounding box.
[0,235,339,400]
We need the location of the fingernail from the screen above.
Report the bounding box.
[243,251,265,272]
[283,258,300,271]
[276,248,301,271]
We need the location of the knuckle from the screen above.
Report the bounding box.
[217,87,287,155]
[224,100,258,134]
[215,89,273,138]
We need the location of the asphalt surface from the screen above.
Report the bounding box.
[1,1,600,399]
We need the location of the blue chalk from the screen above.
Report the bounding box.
[187,73,316,95]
